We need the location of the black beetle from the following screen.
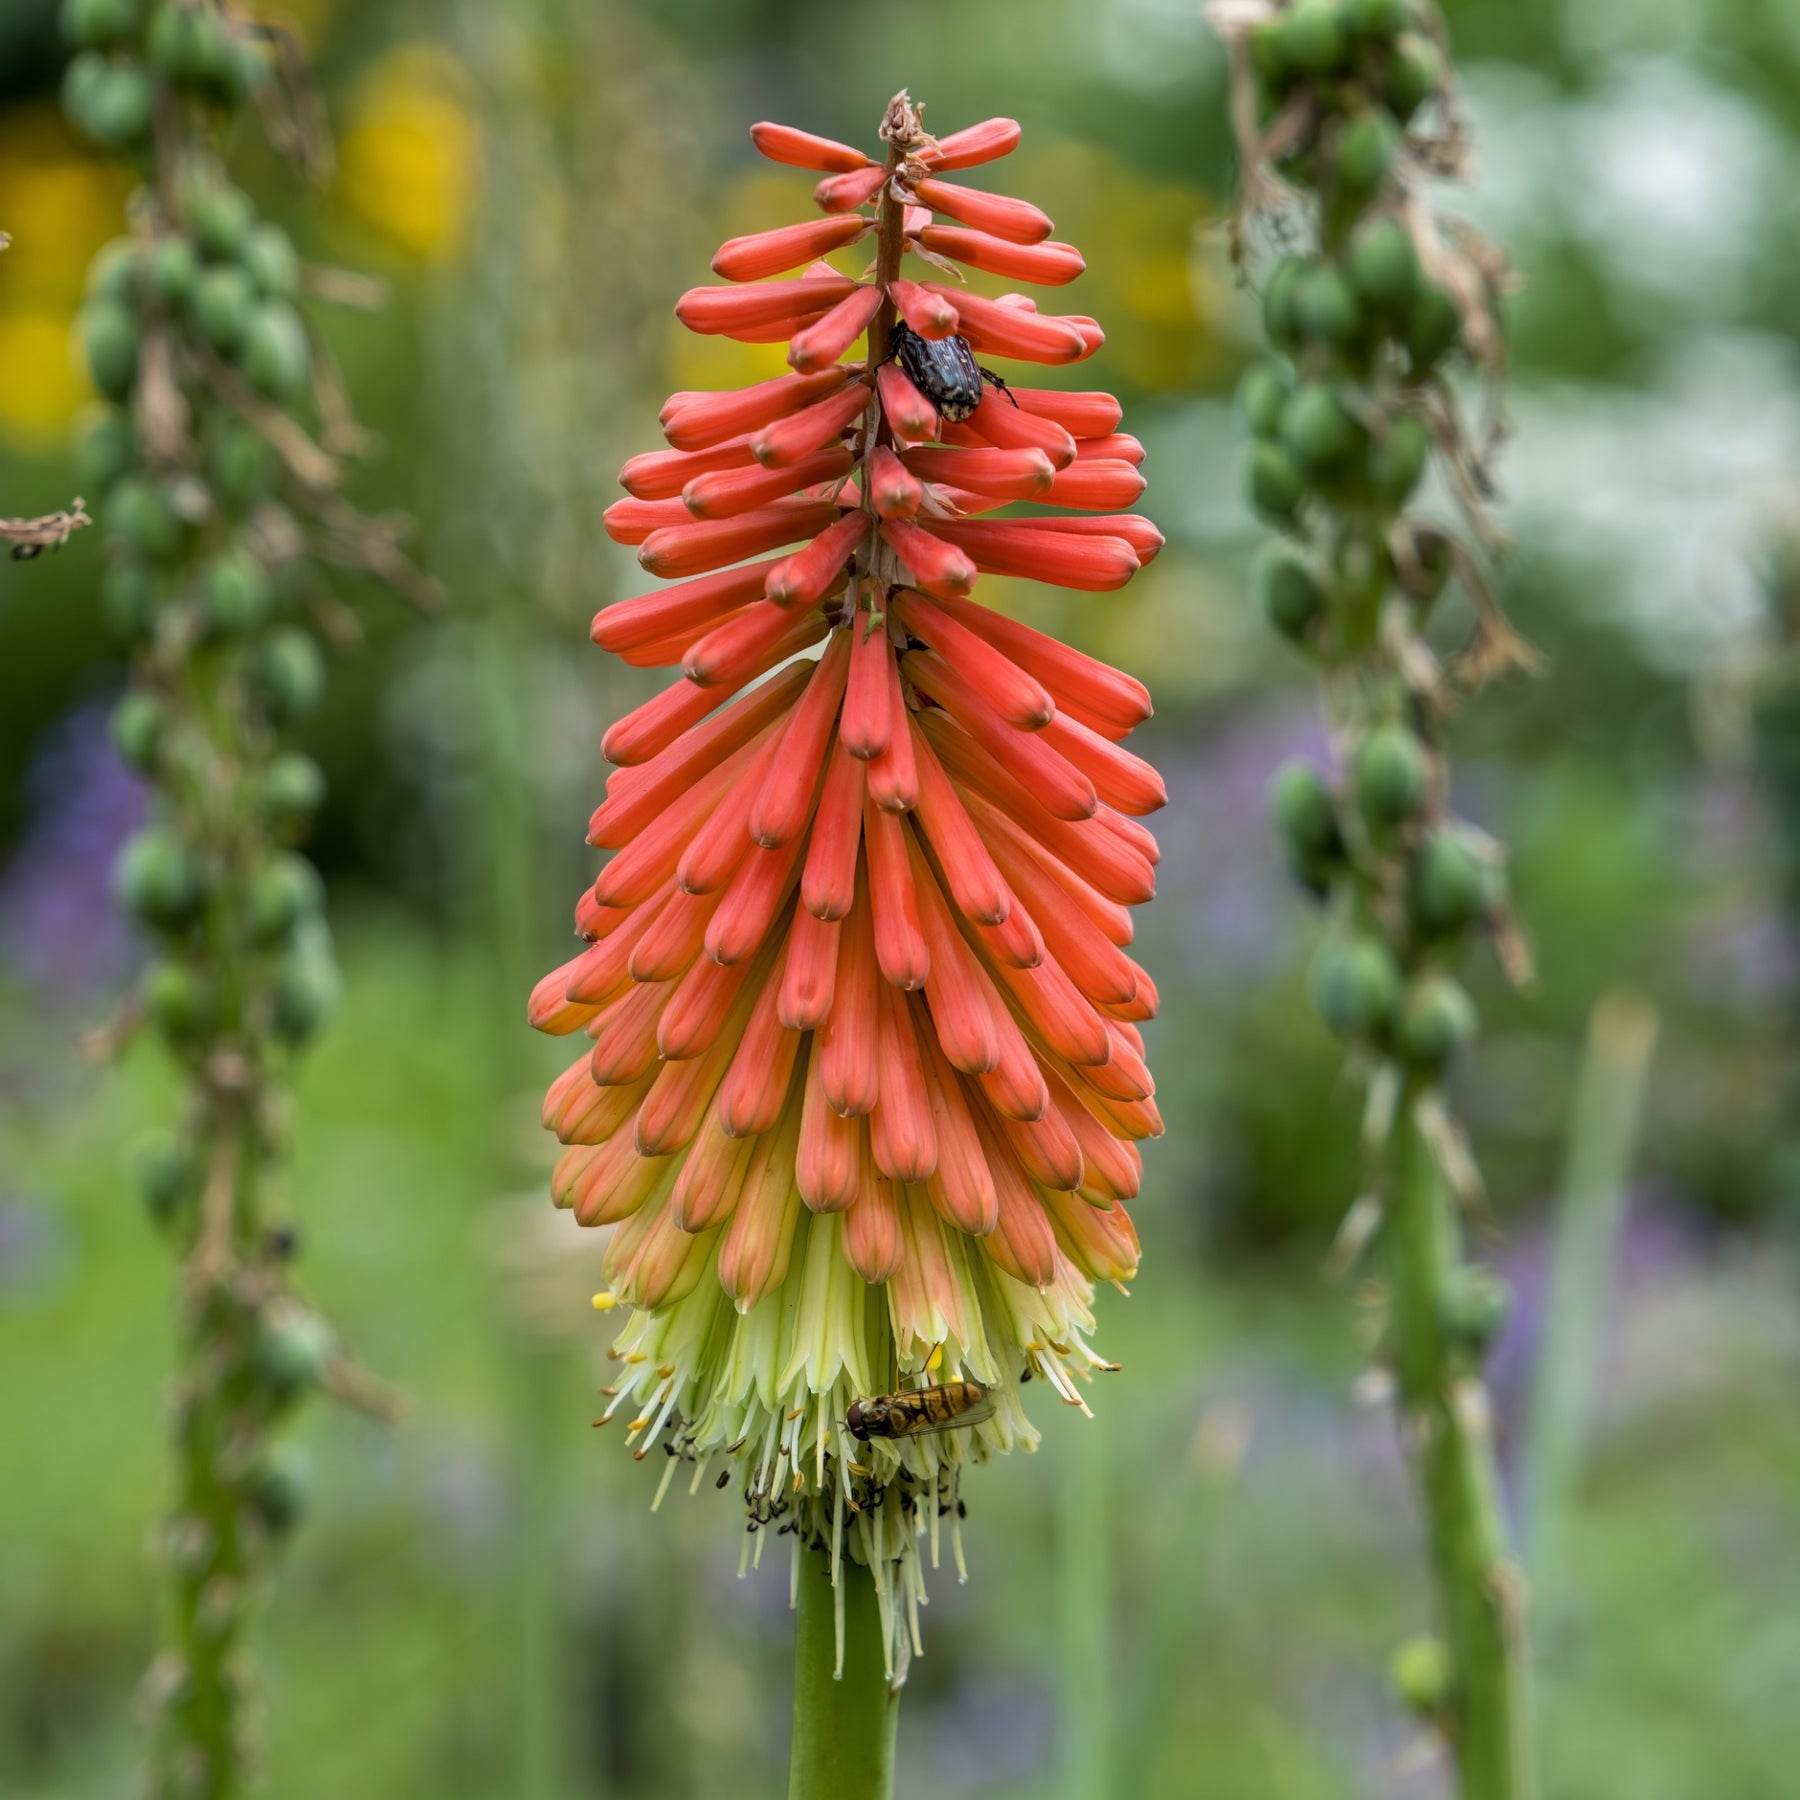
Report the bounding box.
[887,322,1016,423]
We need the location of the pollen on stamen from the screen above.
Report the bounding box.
[592,1290,619,1311]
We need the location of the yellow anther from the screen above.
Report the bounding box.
[591,1291,618,1311]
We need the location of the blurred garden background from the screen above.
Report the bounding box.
[3,0,1800,1794]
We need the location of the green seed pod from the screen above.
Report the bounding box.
[111,689,167,772]
[1405,282,1461,371]
[1346,217,1420,313]
[147,234,200,308]
[1269,759,1343,862]
[1277,0,1346,76]
[1335,111,1400,203]
[1389,1634,1452,1716]
[1367,414,1430,505]
[60,0,142,48]
[80,299,142,403]
[210,417,273,509]
[271,940,340,1045]
[116,826,204,928]
[100,561,158,638]
[1440,1265,1511,1355]
[105,475,186,563]
[1261,255,1309,355]
[254,1309,335,1402]
[1258,545,1326,641]
[144,959,218,1040]
[240,300,311,402]
[234,297,310,402]
[246,852,325,945]
[247,1443,311,1536]
[1384,32,1443,123]
[259,753,326,833]
[1409,827,1498,936]
[1277,380,1359,475]
[1295,264,1361,350]
[75,61,155,148]
[145,0,233,90]
[1308,935,1402,1041]
[252,627,327,722]
[241,222,300,300]
[1355,723,1428,824]
[187,182,256,263]
[1342,0,1410,35]
[132,1129,200,1228]
[1397,971,1478,1071]
[85,236,142,306]
[192,263,257,357]
[1236,359,1292,439]
[1247,440,1308,527]
[200,545,273,634]
[76,409,137,494]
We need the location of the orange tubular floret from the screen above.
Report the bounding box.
[875,362,938,441]
[900,443,1054,501]
[870,980,937,1182]
[620,438,757,501]
[763,510,870,608]
[888,590,1053,730]
[752,384,873,468]
[1008,387,1123,436]
[661,367,852,452]
[1043,460,1147,512]
[675,277,853,337]
[878,518,976,600]
[640,500,841,579]
[1073,433,1146,466]
[789,287,883,373]
[781,903,843,1032]
[800,739,866,921]
[932,287,1086,363]
[1039,709,1168,816]
[908,721,1011,927]
[925,518,1139,591]
[750,634,852,847]
[868,446,924,519]
[889,278,959,339]
[591,559,777,657]
[682,445,854,520]
[919,117,1021,172]
[864,644,919,814]
[820,866,880,1117]
[841,615,894,761]
[915,225,1085,286]
[957,389,1077,467]
[712,215,871,281]
[751,121,871,173]
[904,649,1096,821]
[798,1038,862,1210]
[863,797,930,991]
[815,165,888,212]
[913,176,1052,246]
[682,599,829,688]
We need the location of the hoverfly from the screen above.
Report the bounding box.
[845,1378,993,1441]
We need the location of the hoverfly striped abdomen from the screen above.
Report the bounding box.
[845,1379,993,1441]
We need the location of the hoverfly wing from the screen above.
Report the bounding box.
[899,1395,996,1437]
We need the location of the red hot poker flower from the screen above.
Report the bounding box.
[533,89,1164,1679]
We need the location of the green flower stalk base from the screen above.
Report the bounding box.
[1387,1097,1530,1799]
[789,1551,901,1800]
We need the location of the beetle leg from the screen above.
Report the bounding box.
[977,366,1020,409]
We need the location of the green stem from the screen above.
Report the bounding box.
[1387,1097,1533,1800]
[788,1553,899,1800]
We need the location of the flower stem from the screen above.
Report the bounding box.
[1386,1096,1533,1800]
[788,1552,900,1800]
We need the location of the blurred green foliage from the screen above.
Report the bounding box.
[3,0,1800,1793]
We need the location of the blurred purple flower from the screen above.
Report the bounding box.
[0,699,145,1003]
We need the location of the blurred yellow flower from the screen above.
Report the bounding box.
[0,103,128,441]
[337,44,481,265]
[0,311,93,440]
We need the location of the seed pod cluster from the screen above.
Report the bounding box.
[1215,0,1535,1786]
[63,4,408,1791]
